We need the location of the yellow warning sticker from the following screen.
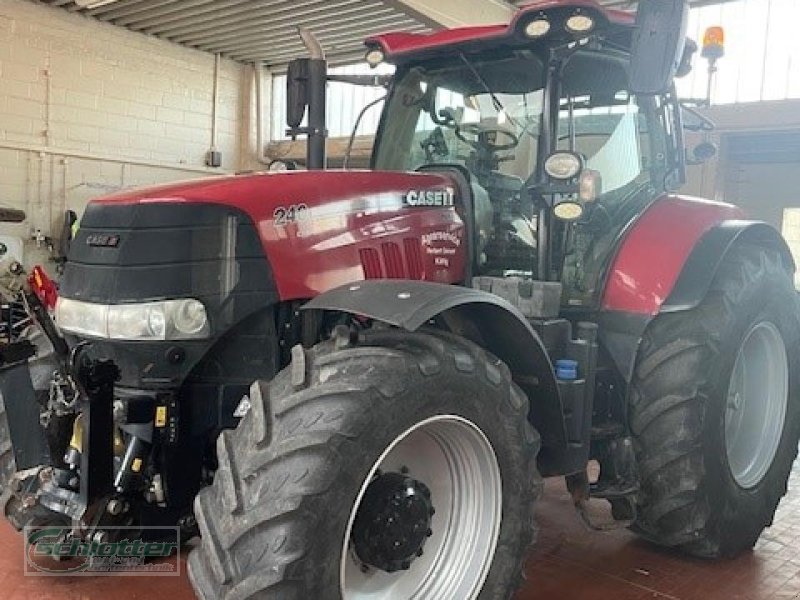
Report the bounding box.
[132,458,143,473]
[155,406,167,428]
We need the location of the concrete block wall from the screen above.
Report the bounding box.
[0,0,260,266]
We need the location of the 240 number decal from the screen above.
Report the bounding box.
[273,204,310,226]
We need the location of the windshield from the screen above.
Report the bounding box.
[373,50,670,308]
[373,55,545,182]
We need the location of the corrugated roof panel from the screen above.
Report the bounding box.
[34,0,432,65]
[34,0,736,65]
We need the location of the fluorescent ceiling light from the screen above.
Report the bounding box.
[74,0,123,8]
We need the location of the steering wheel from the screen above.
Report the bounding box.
[455,122,519,152]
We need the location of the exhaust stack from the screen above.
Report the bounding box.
[285,28,328,169]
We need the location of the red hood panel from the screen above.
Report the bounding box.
[91,170,467,300]
[94,170,445,209]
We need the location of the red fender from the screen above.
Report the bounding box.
[601,195,745,316]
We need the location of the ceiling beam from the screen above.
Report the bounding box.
[383,0,516,29]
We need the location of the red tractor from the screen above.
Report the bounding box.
[1,0,798,598]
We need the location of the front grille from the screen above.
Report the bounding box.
[381,242,404,278]
[404,237,424,279]
[359,248,383,279]
[359,238,425,280]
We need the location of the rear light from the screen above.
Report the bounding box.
[28,265,58,310]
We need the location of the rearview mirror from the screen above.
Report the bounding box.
[629,0,689,95]
[690,141,718,165]
[286,58,310,129]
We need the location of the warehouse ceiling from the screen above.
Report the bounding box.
[36,0,734,67]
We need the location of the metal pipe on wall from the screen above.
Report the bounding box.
[211,53,220,152]
[254,64,271,165]
[0,141,224,174]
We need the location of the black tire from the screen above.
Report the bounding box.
[0,394,13,497]
[188,328,541,599]
[630,243,800,557]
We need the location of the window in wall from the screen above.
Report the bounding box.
[677,0,800,104]
[270,62,395,140]
[781,207,800,289]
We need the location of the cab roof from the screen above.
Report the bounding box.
[365,0,635,63]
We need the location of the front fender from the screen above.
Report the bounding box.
[303,280,566,450]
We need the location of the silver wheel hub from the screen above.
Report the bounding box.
[725,321,789,489]
[340,415,502,600]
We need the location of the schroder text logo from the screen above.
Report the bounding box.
[24,526,180,576]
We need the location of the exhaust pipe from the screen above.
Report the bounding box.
[298,26,324,60]
[298,27,327,170]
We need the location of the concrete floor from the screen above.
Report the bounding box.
[1,463,799,599]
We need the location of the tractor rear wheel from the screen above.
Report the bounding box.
[188,328,541,599]
[630,243,800,557]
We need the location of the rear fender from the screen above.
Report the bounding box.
[302,280,567,449]
[601,195,745,316]
[600,216,795,381]
[661,220,795,312]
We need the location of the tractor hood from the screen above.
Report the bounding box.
[90,170,455,216]
[68,169,465,303]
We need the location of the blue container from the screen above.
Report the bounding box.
[555,359,578,381]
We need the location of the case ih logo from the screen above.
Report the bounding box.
[85,234,120,248]
[403,188,455,208]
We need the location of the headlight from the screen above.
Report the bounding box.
[56,298,210,341]
[566,14,594,34]
[553,200,585,221]
[365,48,385,68]
[524,18,550,38]
[172,299,208,336]
[54,298,107,339]
[544,152,583,180]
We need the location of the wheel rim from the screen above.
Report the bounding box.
[340,415,502,600]
[725,321,789,489]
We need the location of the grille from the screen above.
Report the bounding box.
[404,237,424,279]
[381,242,404,278]
[358,238,425,280]
[359,248,383,279]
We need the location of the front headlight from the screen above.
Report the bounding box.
[54,298,108,338]
[56,298,210,341]
[544,151,583,180]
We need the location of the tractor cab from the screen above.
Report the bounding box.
[287,0,694,310]
[371,43,682,307]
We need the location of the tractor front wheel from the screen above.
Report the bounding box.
[630,244,800,557]
[188,328,541,599]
